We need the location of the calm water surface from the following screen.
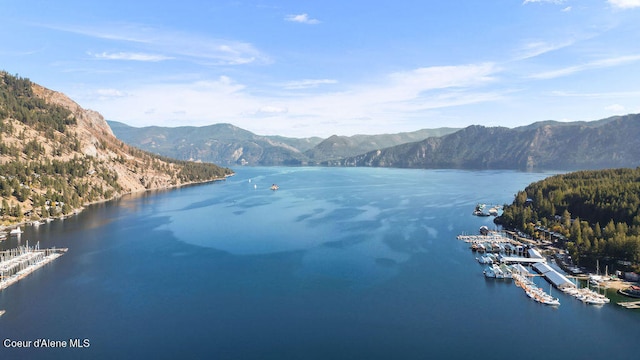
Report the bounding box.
[1,167,638,359]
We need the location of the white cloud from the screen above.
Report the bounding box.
[91,51,173,62]
[513,40,574,60]
[608,0,640,9]
[285,14,321,25]
[530,54,640,79]
[562,6,572,12]
[46,23,269,66]
[523,0,565,4]
[84,63,502,137]
[282,79,337,89]
[386,63,497,95]
[253,106,289,116]
[605,104,625,112]
[94,88,128,100]
[551,90,640,98]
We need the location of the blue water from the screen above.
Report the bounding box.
[1,167,638,359]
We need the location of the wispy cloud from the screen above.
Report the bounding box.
[42,22,269,66]
[82,63,502,136]
[282,79,337,89]
[386,63,498,95]
[285,13,321,25]
[550,89,640,98]
[90,51,173,62]
[605,104,625,112]
[252,106,289,117]
[530,54,640,79]
[513,40,575,60]
[93,88,128,100]
[523,0,565,4]
[608,0,640,9]
[522,0,565,4]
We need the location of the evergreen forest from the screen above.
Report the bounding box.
[495,168,640,272]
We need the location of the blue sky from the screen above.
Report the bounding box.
[2,0,640,137]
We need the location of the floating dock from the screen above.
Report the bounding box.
[618,301,640,309]
[0,242,67,292]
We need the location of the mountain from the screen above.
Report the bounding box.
[109,121,460,165]
[331,114,640,170]
[304,128,459,161]
[0,72,232,224]
[108,121,323,166]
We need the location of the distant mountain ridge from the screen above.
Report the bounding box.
[108,121,459,166]
[304,128,460,161]
[331,114,640,170]
[110,114,640,171]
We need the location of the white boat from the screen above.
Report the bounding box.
[499,264,513,279]
[9,228,23,235]
[493,264,505,279]
[483,266,496,278]
[541,296,561,306]
[583,296,606,305]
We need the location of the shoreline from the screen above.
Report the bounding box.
[1,172,234,231]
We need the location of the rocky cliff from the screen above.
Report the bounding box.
[0,72,232,224]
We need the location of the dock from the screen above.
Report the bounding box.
[532,262,576,290]
[456,233,516,244]
[0,242,67,292]
[618,301,640,309]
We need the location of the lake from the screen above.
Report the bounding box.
[1,167,638,359]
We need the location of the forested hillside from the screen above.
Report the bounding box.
[333,115,640,170]
[0,72,232,225]
[495,168,640,271]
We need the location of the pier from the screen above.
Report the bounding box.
[0,242,67,292]
[618,301,640,309]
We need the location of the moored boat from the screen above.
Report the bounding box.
[618,285,640,299]
[483,266,496,278]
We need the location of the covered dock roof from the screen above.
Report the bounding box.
[533,263,576,289]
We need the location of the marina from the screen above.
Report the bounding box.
[0,241,67,292]
[458,227,624,308]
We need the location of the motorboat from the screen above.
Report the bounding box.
[483,266,496,278]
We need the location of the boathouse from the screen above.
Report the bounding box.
[532,263,576,290]
[498,248,547,265]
